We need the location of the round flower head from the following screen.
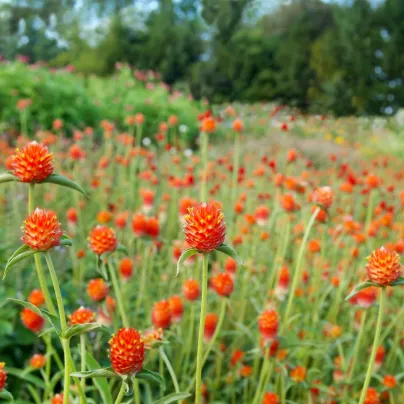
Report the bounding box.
[364,387,379,404]
[183,202,226,253]
[211,272,234,297]
[151,300,172,329]
[109,328,145,375]
[21,308,45,333]
[168,295,184,322]
[30,354,46,369]
[312,186,333,209]
[0,362,6,392]
[204,313,218,341]
[366,247,402,286]
[22,208,63,251]
[51,393,64,404]
[69,307,96,325]
[87,278,109,302]
[258,309,279,341]
[11,141,54,183]
[28,289,45,307]
[263,392,279,404]
[290,366,306,383]
[88,225,117,255]
[182,278,200,301]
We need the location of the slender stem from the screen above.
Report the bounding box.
[80,335,86,392]
[283,207,319,328]
[114,382,126,404]
[134,380,141,404]
[358,288,386,404]
[108,261,129,328]
[62,338,72,404]
[200,132,209,202]
[159,347,180,394]
[252,347,270,404]
[195,254,209,404]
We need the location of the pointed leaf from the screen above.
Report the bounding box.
[154,392,191,404]
[96,256,109,280]
[176,248,198,276]
[71,368,117,379]
[63,322,103,339]
[7,244,31,262]
[3,250,40,280]
[7,298,61,335]
[345,280,379,301]
[135,368,166,390]
[390,277,404,286]
[86,353,114,404]
[0,173,18,184]
[60,234,72,247]
[6,367,46,389]
[41,173,86,195]
[216,243,243,266]
[116,244,128,255]
[0,389,13,401]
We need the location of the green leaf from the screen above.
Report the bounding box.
[86,353,114,404]
[6,367,45,389]
[40,173,86,195]
[97,256,109,280]
[3,249,40,280]
[0,173,18,184]
[176,248,198,276]
[345,280,379,301]
[390,277,404,286]
[116,244,128,255]
[0,389,13,401]
[60,234,72,247]
[71,368,117,379]
[135,368,166,390]
[215,243,243,265]
[7,244,31,262]
[63,322,103,339]
[154,392,191,404]
[7,298,61,335]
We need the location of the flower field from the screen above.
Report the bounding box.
[0,66,403,404]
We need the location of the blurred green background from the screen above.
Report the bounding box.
[0,0,403,117]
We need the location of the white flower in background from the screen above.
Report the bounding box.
[179,124,188,133]
[142,137,151,146]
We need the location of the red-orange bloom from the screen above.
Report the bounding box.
[22,208,63,251]
[183,203,226,252]
[168,295,184,322]
[0,362,6,392]
[204,313,218,341]
[30,354,46,369]
[88,225,117,255]
[109,328,145,375]
[364,387,379,404]
[151,300,172,329]
[51,394,64,404]
[87,278,109,301]
[28,289,45,307]
[312,186,333,209]
[211,272,234,297]
[383,375,397,389]
[11,141,54,183]
[262,392,279,404]
[21,308,45,333]
[290,366,306,383]
[366,247,402,286]
[258,310,279,340]
[182,278,200,301]
[69,307,96,325]
[119,257,133,280]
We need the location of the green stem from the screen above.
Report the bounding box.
[114,382,126,404]
[252,347,270,404]
[200,132,209,202]
[80,335,86,393]
[283,207,319,329]
[231,133,241,206]
[134,380,141,404]
[195,254,209,404]
[358,288,386,404]
[108,261,129,328]
[159,347,180,394]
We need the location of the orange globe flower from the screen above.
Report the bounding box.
[69,307,96,325]
[21,308,45,333]
[0,362,6,392]
[312,186,333,209]
[87,278,109,302]
[109,328,145,375]
[263,392,279,404]
[366,247,402,286]
[88,225,117,255]
[204,313,218,341]
[151,300,172,329]
[364,387,379,404]
[383,375,396,389]
[183,278,200,301]
[11,141,54,183]
[183,203,226,253]
[290,366,306,383]
[211,272,234,297]
[168,295,184,322]
[22,208,63,251]
[258,310,279,340]
[51,393,64,404]
[201,117,216,133]
[119,257,133,280]
[30,354,46,369]
[28,289,45,307]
